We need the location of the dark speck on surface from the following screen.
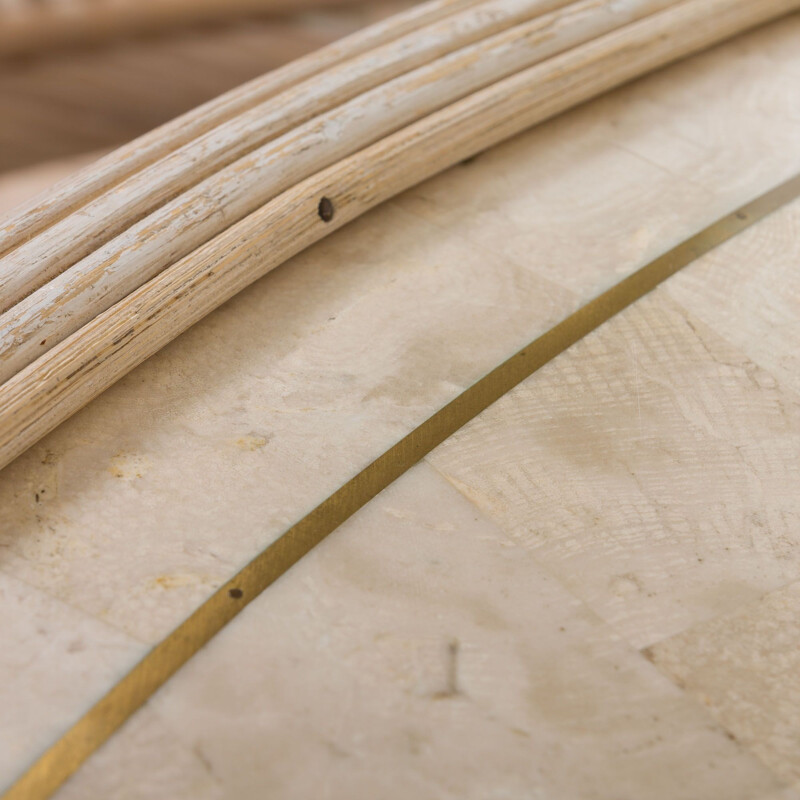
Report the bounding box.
[318,196,335,223]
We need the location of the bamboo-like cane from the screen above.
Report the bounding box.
[0,0,576,313]
[0,0,680,386]
[0,0,483,258]
[0,0,797,472]
[0,4,426,174]
[0,0,376,57]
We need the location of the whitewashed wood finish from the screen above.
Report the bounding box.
[0,3,421,173]
[0,0,483,257]
[0,155,107,220]
[0,0,579,312]
[430,280,800,648]
[0,0,798,474]
[0,0,678,383]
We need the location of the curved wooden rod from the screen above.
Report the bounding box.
[0,0,483,259]
[0,0,677,385]
[0,0,365,58]
[0,0,797,472]
[0,0,576,312]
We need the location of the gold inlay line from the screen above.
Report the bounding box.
[5,171,800,800]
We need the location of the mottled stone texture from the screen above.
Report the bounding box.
[1,13,799,800]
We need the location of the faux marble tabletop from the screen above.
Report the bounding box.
[1,13,799,799]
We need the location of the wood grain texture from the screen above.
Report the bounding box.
[0,0,580,311]
[0,0,482,255]
[429,280,800,647]
[0,154,107,218]
[0,4,419,174]
[0,0,673,375]
[0,0,798,474]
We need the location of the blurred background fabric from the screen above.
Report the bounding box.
[0,1,419,182]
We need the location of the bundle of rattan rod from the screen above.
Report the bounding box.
[0,2,420,173]
[0,0,797,472]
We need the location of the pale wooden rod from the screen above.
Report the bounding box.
[0,0,484,259]
[0,0,796,472]
[0,0,369,58]
[0,0,681,386]
[0,0,576,313]
[0,3,425,174]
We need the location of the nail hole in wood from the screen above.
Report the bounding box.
[228,588,243,599]
[318,197,335,223]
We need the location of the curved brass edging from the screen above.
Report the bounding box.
[4,171,800,800]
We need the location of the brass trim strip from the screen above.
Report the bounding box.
[5,171,800,800]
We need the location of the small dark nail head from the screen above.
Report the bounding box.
[318,197,335,223]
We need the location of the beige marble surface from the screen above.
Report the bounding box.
[647,580,800,788]
[55,464,786,800]
[0,11,799,798]
[57,201,800,796]
[0,199,573,646]
[394,17,800,298]
[0,572,143,788]
[664,201,800,398]
[429,277,800,650]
